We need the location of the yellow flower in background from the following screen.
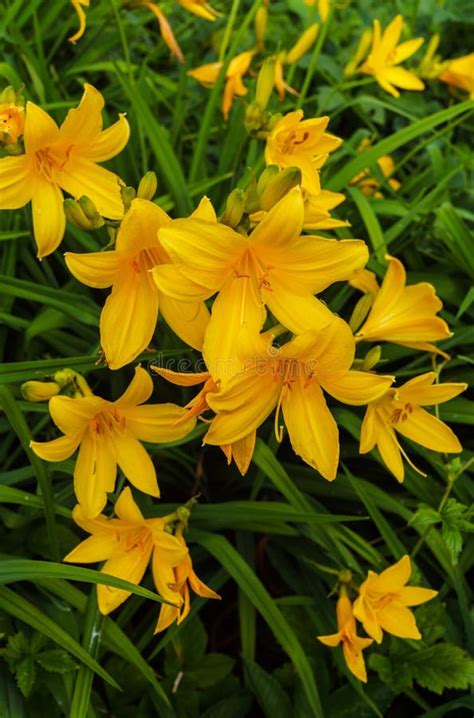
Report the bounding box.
[318,591,373,682]
[177,0,220,21]
[155,532,220,632]
[352,255,451,355]
[274,25,320,100]
[302,187,349,230]
[360,15,425,98]
[64,487,188,614]
[69,0,90,43]
[351,155,400,198]
[65,197,210,370]
[188,50,255,120]
[305,0,330,22]
[31,367,196,517]
[353,555,438,643]
[153,188,369,382]
[417,33,446,79]
[0,88,25,145]
[360,371,466,482]
[265,111,342,195]
[205,317,393,480]
[0,84,129,258]
[143,3,185,64]
[439,53,474,100]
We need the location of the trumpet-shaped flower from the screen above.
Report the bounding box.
[188,50,255,120]
[352,255,451,355]
[0,84,129,258]
[69,0,90,43]
[155,532,220,632]
[152,188,369,383]
[360,372,466,482]
[31,367,196,517]
[65,197,210,370]
[318,592,373,682]
[205,317,393,480]
[439,53,474,100]
[265,111,342,195]
[360,15,425,98]
[353,555,438,643]
[351,155,400,197]
[64,487,188,614]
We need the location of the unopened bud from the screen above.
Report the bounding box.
[254,6,268,51]
[137,171,158,201]
[338,568,352,585]
[318,0,330,23]
[255,58,275,111]
[64,199,95,231]
[53,368,78,389]
[121,186,136,213]
[349,292,374,333]
[177,506,191,524]
[221,188,246,228]
[257,164,279,196]
[361,345,381,371]
[344,28,372,76]
[286,24,319,65]
[244,101,264,132]
[259,166,302,210]
[21,380,60,402]
[0,93,25,145]
[78,196,105,228]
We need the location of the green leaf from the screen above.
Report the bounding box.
[242,658,293,718]
[14,657,35,698]
[409,643,474,694]
[35,649,78,674]
[409,506,441,531]
[347,187,386,262]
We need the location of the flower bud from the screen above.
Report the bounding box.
[121,185,136,213]
[64,199,96,231]
[344,28,373,77]
[255,57,275,111]
[244,101,264,133]
[348,292,374,333]
[259,166,302,210]
[21,381,60,402]
[361,345,382,371]
[338,568,352,585]
[221,188,246,228]
[254,6,268,51]
[318,0,330,23]
[137,171,158,201]
[78,196,105,228]
[286,24,319,65]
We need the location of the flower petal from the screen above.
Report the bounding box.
[376,424,405,482]
[376,602,421,640]
[0,155,32,209]
[392,38,424,64]
[159,294,210,352]
[114,430,160,497]
[98,545,151,614]
[30,433,82,462]
[116,198,170,253]
[399,586,438,607]
[74,431,117,518]
[372,555,411,593]
[60,84,104,142]
[114,486,144,523]
[31,178,66,258]
[152,264,212,302]
[382,66,425,91]
[395,406,463,453]
[250,187,304,251]
[65,250,121,288]
[322,370,393,406]
[265,277,334,334]
[125,404,197,443]
[64,532,120,563]
[49,395,105,435]
[23,102,60,154]
[359,405,379,454]
[116,366,154,407]
[59,157,124,219]
[398,373,466,406]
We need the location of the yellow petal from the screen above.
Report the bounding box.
[152,550,181,604]
[250,187,304,252]
[342,638,370,682]
[359,405,379,454]
[23,102,60,154]
[60,84,104,142]
[376,424,405,482]
[31,178,66,258]
[30,433,82,462]
[74,431,117,518]
[59,157,124,219]
[322,370,393,406]
[282,374,339,480]
[49,395,104,435]
[379,15,403,57]
[64,250,121,288]
[191,196,217,222]
[116,198,170,253]
[392,38,424,64]
[0,155,32,209]
[283,316,355,377]
[152,532,189,565]
[353,595,383,643]
[382,67,425,91]
[317,631,342,647]
[125,404,197,443]
[155,603,179,633]
[264,278,334,334]
[152,264,211,302]
[398,372,466,406]
[376,601,421,640]
[68,0,89,43]
[349,268,380,296]
[225,432,256,476]
[159,294,210,352]
[144,2,184,64]
[100,271,158,370]
[114,486,144,523]
[114,431,160,497]
[395,406,463,453]
[98,545,151,614]
[189,569,221,599]
[116,366,154,407]
[151,367,210,387]
[64,532,120,563]
[399,586,438,607]
[371,555,411,593]
[187,62,222,87]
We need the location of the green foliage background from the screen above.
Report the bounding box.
[0,0,473,716]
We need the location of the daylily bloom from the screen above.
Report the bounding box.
[64,487,188,614]
[151,365,256,475]
[65,197,210,370]
[188,50,255,120]
[302,187,349,230]
[439,53,474,100]
[0,89,24,145]
[351,255,451,355]
[360,372,466,482]
[274,25,320,101]
[69,0,90,43]
[359,15,425,98]
[177,0,220,21]
[0,84,129,258]
[155,531,220,632]
[152,188,369,382]
[417,34,447,80]
[265,111,342,195]
[205,316,393,480]
[351,155,400,198]
[353,555,438,643]
[318,592,373,682]
[31,367,196,517]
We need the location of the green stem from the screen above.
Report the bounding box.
[0,385,60,561]
[70,590,104,718]
[109,0,133,78]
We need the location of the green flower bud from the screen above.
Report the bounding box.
[137,171,158,201]
[21,381,60,402]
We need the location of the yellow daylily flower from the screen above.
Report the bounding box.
[31,367,196,517]
[302,187,349,230]
[0,98,24,145]
[360,371,466,482]
[273,25,320,100]
[151,365,256,475]
[265,110,342,195]
[65,197,210,370]
[155,531,220,632]
[417,34,446,80]
[353,555,438,643]
[0,84,129,258]
[360,15,425,98]
[318,591,373,682]
[177,0,220,21]
[352,255,451,355]
[152,188,369,383]
[142,3,185,64]
[69,0,90,43]
[205,316,394,480]
[439,53,474,100]
[188,50,255,120]
[64,487,188,614]
[351,155,400,198]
